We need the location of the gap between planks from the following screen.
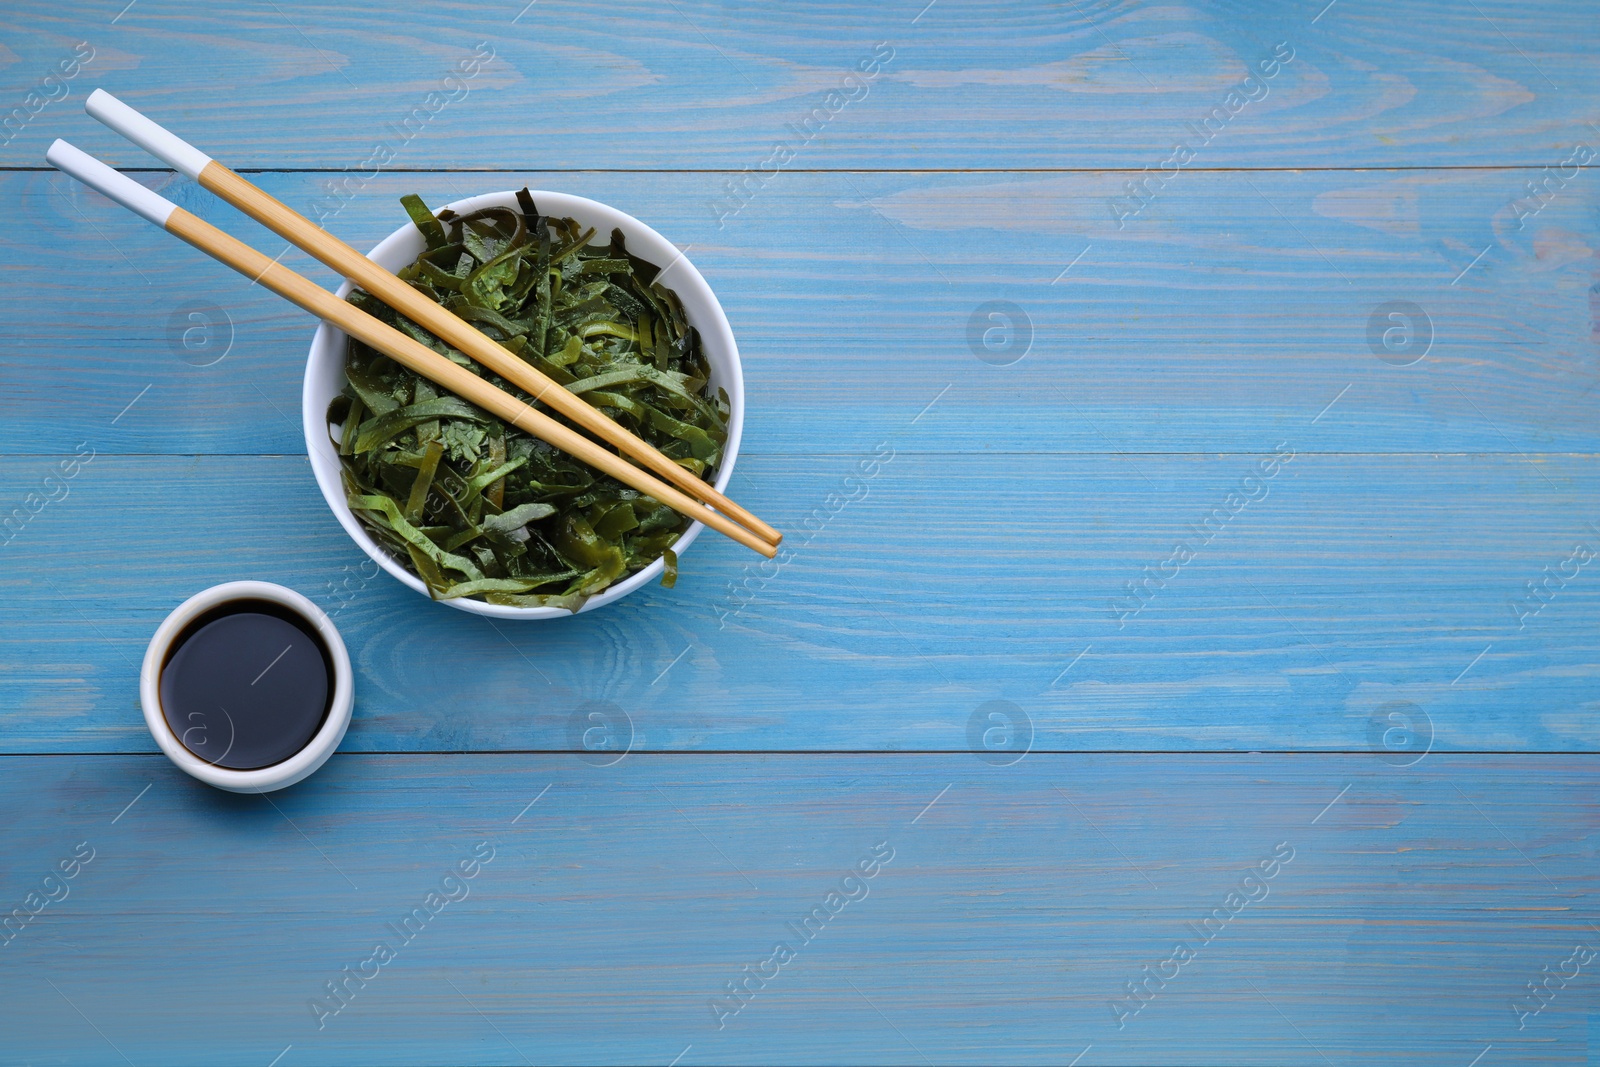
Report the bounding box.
[1,165,1590,174]
[5,750,1596,758]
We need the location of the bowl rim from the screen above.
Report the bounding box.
[139,581,354,793]
[301,189,744,620]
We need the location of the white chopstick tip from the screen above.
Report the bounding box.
[84,87,212,180]
[46,138,177,228]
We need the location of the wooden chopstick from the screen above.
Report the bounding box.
[46,140,777,560]
[84,90,782,549]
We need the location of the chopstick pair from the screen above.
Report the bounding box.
[50,91,780,559]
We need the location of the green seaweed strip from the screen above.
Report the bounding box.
[354,397,486,453]
[338,395,365,457]
[467,457,527,492]
[438,575,580,600]
[401,193,449,250]
[405,440,444,522]
[482,501,557,533]
[349,494,483,581]
[406,544,450,598]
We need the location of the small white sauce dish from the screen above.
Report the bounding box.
[140,581,354,793]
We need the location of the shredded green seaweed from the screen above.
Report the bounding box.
[328,190,728,611]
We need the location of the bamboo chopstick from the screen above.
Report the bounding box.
[83,89,782,549]
[46,140,777,561]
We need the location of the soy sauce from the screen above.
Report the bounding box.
[159,599,335,770]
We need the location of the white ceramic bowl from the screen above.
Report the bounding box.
[302,190,745,620]
[140,581,354,793]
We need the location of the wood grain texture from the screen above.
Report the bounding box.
[4,166,1599,457]
[0,0,1596,170]
[0,754,1593,1066]
[3,0,1598,1063]
[4,453,1599,754]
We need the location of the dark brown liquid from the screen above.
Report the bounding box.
[159,599,334,770]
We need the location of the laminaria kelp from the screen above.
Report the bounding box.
[327,189,727,611]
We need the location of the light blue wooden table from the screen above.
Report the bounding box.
[2,1,1597,1063]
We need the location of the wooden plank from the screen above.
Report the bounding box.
[4,166,1598,457]
[4,452,1599,754]
[0,753,1591,1065]
[0,0,1596,170]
